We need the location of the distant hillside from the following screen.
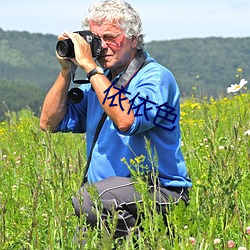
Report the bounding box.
[145,37,250,97]
[0,28,249,120]
[0,29,60,89]
[0,29,60,120]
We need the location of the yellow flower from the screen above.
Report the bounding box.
[180,111,187,116]
[130,159,135,165]
[191,103,201,109]
[135,157,141,164]
[237,67,243,73]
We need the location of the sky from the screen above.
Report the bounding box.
[1,0,250,42]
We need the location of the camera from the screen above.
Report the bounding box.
[56,30,102,58]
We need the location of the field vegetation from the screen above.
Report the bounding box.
[0,80,249,249]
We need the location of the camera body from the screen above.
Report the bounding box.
[56,30,102,58]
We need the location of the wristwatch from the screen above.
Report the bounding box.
[87,66,104,80]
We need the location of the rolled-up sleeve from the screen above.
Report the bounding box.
[57,87,88,133]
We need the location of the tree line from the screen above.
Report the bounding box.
[0,28,249,121]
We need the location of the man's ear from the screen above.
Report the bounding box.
[131,36,139,48]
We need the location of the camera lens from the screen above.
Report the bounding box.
[56,39,74,58]
[68,88,84,103]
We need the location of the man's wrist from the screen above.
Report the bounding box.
[60,68,71,79]
[87,66,104,80]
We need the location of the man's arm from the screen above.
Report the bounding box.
[40,59,71,132]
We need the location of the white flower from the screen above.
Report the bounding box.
[227,79,248,93]
[218,145,224,150]
[214,238,221,244]
[238,247,246,250]
[244,130,250,136]
[189,237,196,245]
[20,207,25,214]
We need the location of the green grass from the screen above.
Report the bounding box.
[0,93,249,249]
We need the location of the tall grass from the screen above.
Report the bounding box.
[0,93,249,249]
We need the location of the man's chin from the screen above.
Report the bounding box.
[98,59,113,69]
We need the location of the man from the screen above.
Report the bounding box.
[40,0,192,242]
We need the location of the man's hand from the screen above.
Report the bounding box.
[62,31,96,73]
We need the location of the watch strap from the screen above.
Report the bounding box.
[87,67,103,80]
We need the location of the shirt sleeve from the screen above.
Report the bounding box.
[57,85,89,133]
[117,62,180,136]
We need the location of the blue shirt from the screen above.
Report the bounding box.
[58,52,192,188]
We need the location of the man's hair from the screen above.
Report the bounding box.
[82,0,145,49]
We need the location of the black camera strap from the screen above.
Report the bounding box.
[81,111,107,186]
[81,50,149,186]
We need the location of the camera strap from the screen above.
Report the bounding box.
[81,111,107,186]
[81,50,149,186]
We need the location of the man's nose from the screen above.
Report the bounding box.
[101,38,108,49]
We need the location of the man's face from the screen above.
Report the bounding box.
[89,20,138,73]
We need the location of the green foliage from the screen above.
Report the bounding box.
[0,28,60,89]
[0,109,85,249]
[0,79,46,121]
[0,29,61,121]
[0,93,249,249]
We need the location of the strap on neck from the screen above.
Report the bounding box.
[115,50,147,88]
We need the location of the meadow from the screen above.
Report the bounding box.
[0,89,249,249]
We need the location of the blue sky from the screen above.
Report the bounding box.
[1,0,250,42]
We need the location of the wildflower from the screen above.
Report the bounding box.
[42,213,48,221]
[237,67,243,73]
[227,79,248,93]
[196,180,202,185]
[244,130,250,136]
[238,247,246,250]
[214,238,221,244]
[12,185,17,192]
[228,240,235,248]
[246,226,250,235]
[20,207,25,214]
[130,159,135,165]
[189,237,196,246]
[191,103,201,109]
[218,145,224,150]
